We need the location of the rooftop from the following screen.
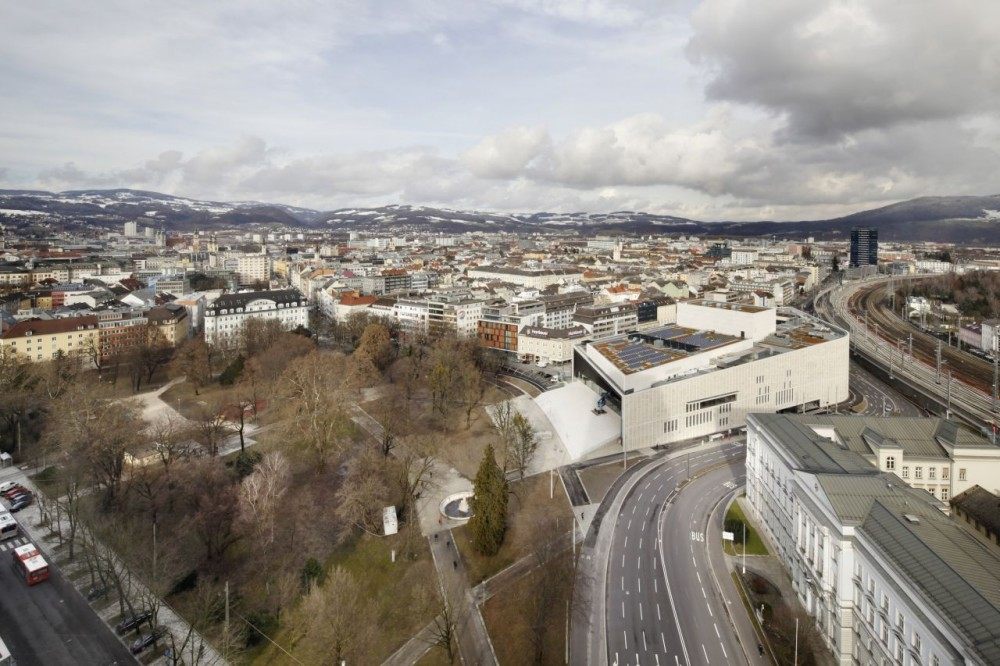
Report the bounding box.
[592,324,742,375]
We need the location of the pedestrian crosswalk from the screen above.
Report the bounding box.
[0,536,27,551]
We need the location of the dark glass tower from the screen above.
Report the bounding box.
[850,227,878,267]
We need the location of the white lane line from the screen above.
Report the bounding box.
[655,654,660,666]
[662,632,667,650]
[701,586,706,599]
[706,603,713,618]
[637,556,641,569]
[692,556,697,568]
[702,644,710,663]
[628,519,632,530]
[638,578,641,593]
[639,537,643,549]
[721,643,728,659]
[622,553,626,567]
[632,505,637,515]
[696,572,702,585]
[654,578,658,594]
[657,603,662,621]
[643,630,648,651]
[624,536,628,549]
[714,623,720,638]
[646,505,651,516]
[624,631,628,650]
[621,576,624,591]
[674,656,679,666]
[639,603,643,621]
[622,601,625,618]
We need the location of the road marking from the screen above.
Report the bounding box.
[638,578,641,593]
[628,519,632,530]
[639,603,643,621]
[701,586,706,599]
[662,632,667,650]
[624,631,628,650]
[622,553,626,567]
[654,578,658,594]
[622,601,625,618]
[706,603,713,618]
[714,623,720,638]
[696,572,702,585]
[655,654,660,666]
[624,536,628,549]
[721,643,728,659]
[702,644,710,663]
[673,656,679,666]
[657,603,662,621]
[646,505,651,517]
[637,556,641,569]
[643,630,647,651]
[639,537,643,549]
[632,505,637,515]
[621,576,625,591]
[692,556,697,567]
[690,531,704,542]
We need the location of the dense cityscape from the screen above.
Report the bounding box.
[3,1,1000,665]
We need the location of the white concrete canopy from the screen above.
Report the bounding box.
[534,382,621,460]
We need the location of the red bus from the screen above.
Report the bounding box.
[12,543,49,585]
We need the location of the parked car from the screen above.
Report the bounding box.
[9,496,32,513]
[85,585,108,601]
[1,486,26,500]
[130,628,166,655]
[0,481,20,494]
[6,490,31,504]
[116,611,153,635]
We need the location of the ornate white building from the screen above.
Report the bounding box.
[745,413,1000,666]
[203,289,308,346]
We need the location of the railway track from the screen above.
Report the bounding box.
[845,280,997,395]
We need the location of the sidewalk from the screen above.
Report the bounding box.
[428,530,498,666]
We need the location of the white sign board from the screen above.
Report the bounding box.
[722,531,735,541]
[382,506,398,536]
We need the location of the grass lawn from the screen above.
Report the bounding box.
[723,500,769,556]
[481,551,574,665]
[251,530,439,665]
[453,472,574,585]
[160,381,229,421]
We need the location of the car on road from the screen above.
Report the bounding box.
[9,496,33,513]
[130,628,166,654]
[116,611,153,635]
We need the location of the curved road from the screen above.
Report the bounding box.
[602,443,760,666]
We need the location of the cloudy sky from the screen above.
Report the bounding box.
[2,0,999,220]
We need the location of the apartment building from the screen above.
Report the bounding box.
[0,315,99,364]
[572,303,638,340]
[145,304,190,346]
[203,289,308,346]
[745,413,1000,666]
[518,325,587,364]
[468,265,583,289]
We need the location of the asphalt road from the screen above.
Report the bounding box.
[850,361,924,417]
[0,534,137,666]
[604,443,750,666]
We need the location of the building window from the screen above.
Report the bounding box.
[915,467,923,480]
[959,468,967,481]
[885,456,895,470]
[942,467,949,480]
[928,468,936,480]
[941,488,949,501]
[901,466,909,479]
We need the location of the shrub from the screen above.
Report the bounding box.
[219,356,245,386]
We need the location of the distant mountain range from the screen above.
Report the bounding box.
[1,188,998,243]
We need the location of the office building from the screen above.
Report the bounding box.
[203,289,308,346]
[850,227,879,267]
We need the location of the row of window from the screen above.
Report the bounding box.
[884,458,966,482]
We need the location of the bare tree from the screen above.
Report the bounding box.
[507,412,540,480]
[239,452,290,547]
[425,597,462,664]
[188,400,235,457]
[277,352,355,469]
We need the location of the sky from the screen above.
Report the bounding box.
[2,0,999,220]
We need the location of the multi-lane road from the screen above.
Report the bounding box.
[576,442,765,666]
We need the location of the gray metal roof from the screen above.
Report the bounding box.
[783,415,995,459]
[751,414,878,475]
[862,500,1000,664]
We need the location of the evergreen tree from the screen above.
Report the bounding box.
[469,444,508,556]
